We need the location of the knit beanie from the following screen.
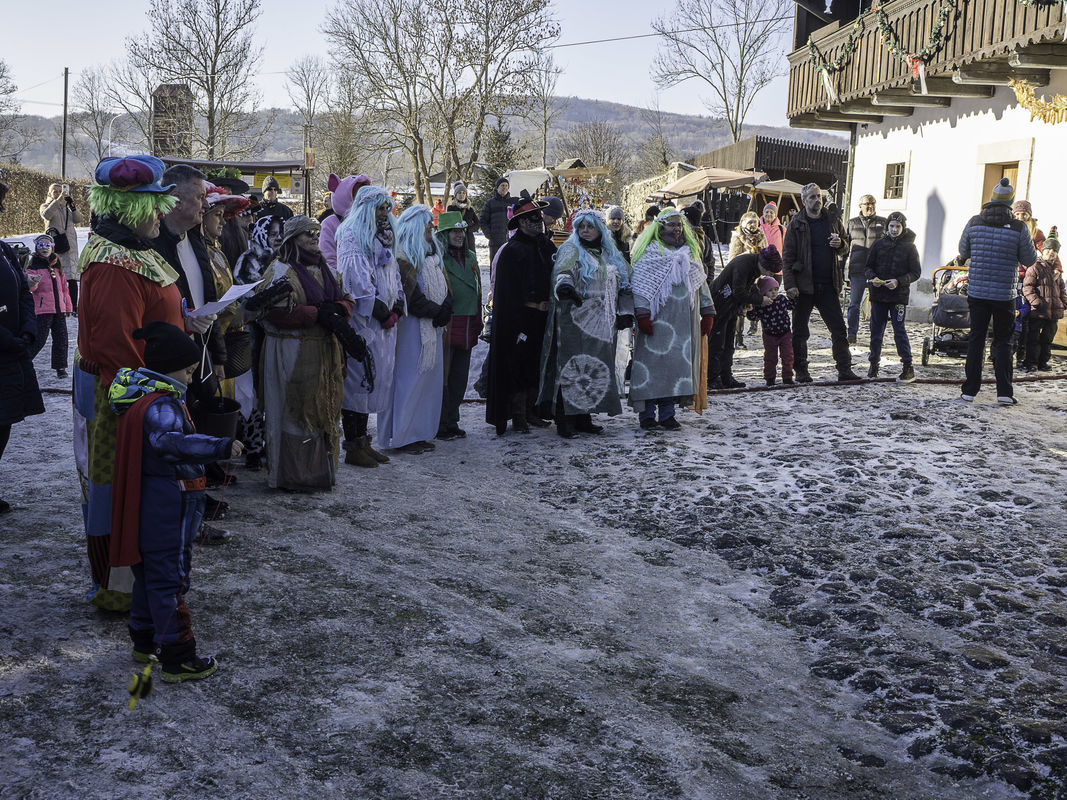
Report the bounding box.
[1011,199,1032,216]
[34,233,55,247]
[608,206,624,220]
[757,245,783,273]
[763,201,777,214]
[133,321,202,376]
[542,196,565,220]
[757,275,780,295]
[990,177,1015,206]
[886,211,907,227]
[1045,226,1060,253]
[452,181,467,195]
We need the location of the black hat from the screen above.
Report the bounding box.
[886,210,907,227]
[508,190,548,230]
[133,321,202,376]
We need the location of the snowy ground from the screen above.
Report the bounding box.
[3,249,1067,798]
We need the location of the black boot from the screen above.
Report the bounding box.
[129,625,156,663]
[555,415,578,439]
[574,414,603,434]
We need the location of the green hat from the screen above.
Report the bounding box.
[436,210,467,233]
[1045,226,1060,253]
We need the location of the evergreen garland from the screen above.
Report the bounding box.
[807,16,867,74]
[873,0,961,62]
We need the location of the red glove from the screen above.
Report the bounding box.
[380,312,399,330]
[701,314,715,336]
[637,316,654,336]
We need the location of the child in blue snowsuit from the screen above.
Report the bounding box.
[109,321,242,683]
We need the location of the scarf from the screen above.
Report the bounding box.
[630,242,707,318]
[417,252,449,374]
[290,248,341,306]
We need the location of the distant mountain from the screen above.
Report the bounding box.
[11,98,845,180]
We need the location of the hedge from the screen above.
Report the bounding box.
[0,162,91,239]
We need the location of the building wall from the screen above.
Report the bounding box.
[850,70,1067,284]
[620,162,696,227]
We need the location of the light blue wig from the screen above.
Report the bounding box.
[560,209,631,291]
[395,204,437,270]
[339,185,396,260]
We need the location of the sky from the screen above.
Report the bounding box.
[2,0,792,128]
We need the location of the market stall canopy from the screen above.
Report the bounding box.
[650,167,768,200]
[504,168,553,198]
[748,178,808,216]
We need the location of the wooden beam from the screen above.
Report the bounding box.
[916,78,995,98]
[952,64,1050,86]
[839,100,913,117]
[816,110,883,124]
[874,92,951,108]
[789,115,853,132]
[1009,48,1067,69]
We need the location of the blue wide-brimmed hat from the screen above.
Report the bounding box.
[94,155,175,194]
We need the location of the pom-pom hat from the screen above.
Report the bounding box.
[94,155,174,194]
[989,177,1015,206]
[757,245,783,273]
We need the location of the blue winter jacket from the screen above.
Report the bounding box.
[958,203,1038,302]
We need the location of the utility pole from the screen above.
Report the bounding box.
[302,124,314,216]
[61,67,69,178]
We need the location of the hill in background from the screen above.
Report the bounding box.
[14,97,845,180]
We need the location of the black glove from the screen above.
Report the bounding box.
[615,314,634,330]
[244,278,294,318]
[392,299,405,317]
[372,298,392,323]
[556,283,583,306]
[316,301,347,324]
[432,304,452,328]
[318,308,368,361]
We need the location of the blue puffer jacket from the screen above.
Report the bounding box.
[959,203,1038,301]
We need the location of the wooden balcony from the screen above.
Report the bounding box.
[787,0,1067,129]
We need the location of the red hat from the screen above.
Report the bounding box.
[508,191,548,230]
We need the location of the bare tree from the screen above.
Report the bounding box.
[323,0,437,202]
[323,0,559,203]
[554,120,633,201]
[0,59,35,163]
[634,98,676,179]
[652,0,789,142]
[124,0,270,158]
[70,66,124,168]
[102,59,156,152]
[287,55,329,128]
[523,56,568,168]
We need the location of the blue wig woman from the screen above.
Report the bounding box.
[537,208,631,436]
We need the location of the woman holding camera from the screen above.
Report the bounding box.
[39,183,85,313]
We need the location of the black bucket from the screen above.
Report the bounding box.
[193,395,242,440]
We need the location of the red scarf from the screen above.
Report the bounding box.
[109,393,163,567]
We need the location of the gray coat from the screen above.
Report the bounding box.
[846,213,886,275]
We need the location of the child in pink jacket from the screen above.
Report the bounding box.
[25,233,73,378]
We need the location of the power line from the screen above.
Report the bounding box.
[550,17,792,49]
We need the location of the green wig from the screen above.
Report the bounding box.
[88,184,177,229]
[630,208,703,265]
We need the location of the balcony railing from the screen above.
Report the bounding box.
[787,0,1066,121]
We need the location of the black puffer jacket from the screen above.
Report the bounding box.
[846,214,886,275]
[478,178,515,249]
[864,229,921,305]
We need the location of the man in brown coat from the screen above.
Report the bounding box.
[782,183,861,382]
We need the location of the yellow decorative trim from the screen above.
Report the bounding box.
[1010,78,1067,124]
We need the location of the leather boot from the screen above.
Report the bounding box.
[363,436,390,463]
[344,437,379,468]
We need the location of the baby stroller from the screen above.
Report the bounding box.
[921,262,971,365]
